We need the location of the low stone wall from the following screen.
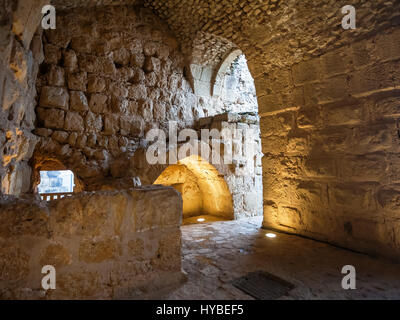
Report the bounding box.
[0,186,183,299]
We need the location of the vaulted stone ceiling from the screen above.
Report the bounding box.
[143,0,400,73]
[51,0,143,10]
[51,0,400,74]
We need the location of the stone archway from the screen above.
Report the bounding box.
[154,155,234,222]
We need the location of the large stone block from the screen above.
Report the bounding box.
[67,71,87,91]
[144,56,161,73]
[320,48,351,78]
[85,112,102,132]
[375,29,400,62]
[79,238,121,263]
[63,50,78,72]
[64,111,84,132]
[103,114,119,135]
[40,86,69,110]
[0,245,29,282]
[70,91,88,111]
[292,58,321,85]
[89,93,108,113]
[37,107,65,129]
[87,75,106,93]
[47,65,65,87]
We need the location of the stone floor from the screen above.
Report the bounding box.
[160,216,400,300]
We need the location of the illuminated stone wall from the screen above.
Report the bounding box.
[261,28,400,259]
[1,0,400,261]
[144,0,400,259]
[145,112,263,220]
[0,186,183,299]
[154,164,204,218]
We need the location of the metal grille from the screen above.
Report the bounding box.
[232,271,294,300]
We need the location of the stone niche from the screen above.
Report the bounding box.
[0,186,184,299]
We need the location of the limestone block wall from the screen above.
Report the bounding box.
[143,0,400,259]
[34,5,197,189]
[129,112,263,219]
[197,112,263,218]
[218,55,258,114]
[190,53,259,118]
[259,27,400,260]
[0,186,183,299]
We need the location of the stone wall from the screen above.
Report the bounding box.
[198,112,263,219]
[134,112,263,220]
[190,53,259,117]
[34,4,262,196]
[261,27,400,259]
[144,0,400,259]
[34,5,198,189]
[0,0,47,195]
[2,0,400,262]
[218,55,258,114]
[0,185,183,299]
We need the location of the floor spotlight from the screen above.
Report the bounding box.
[266,233,276,238]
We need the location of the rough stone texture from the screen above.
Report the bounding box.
[0,0,47,195]
[0,186,184,299]
[192,53,259,117]
[159,217,400,300]
[142,0,400,260]
[0,0,399,270]
[129,111,263,219]
[34,6,197,190]
[197,112,263,219]
[259,28,400,260]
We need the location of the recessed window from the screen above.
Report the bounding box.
[38,170,75,194]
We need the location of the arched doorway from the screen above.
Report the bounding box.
[154,155,234,224]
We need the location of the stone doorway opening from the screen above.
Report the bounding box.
[154,155,234,225]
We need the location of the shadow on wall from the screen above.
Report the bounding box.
[154,155,234,220]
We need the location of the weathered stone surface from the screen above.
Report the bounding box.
[79,238,121,263]
[67,71,87,91]
[0,187,182,299]
[47,65,65,86]
[87,75,106,93]
[64,112,84,132]
[63,50,78,72]
[70,91,89,111]
[40,86,69,109]
[40,244,72,268]
[85,112,103,132]
[0,246,29,281]
[37,107,65,129]
[89,93,108,113]
[0,0,398,279]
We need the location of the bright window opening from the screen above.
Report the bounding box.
[38,170,75,194]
